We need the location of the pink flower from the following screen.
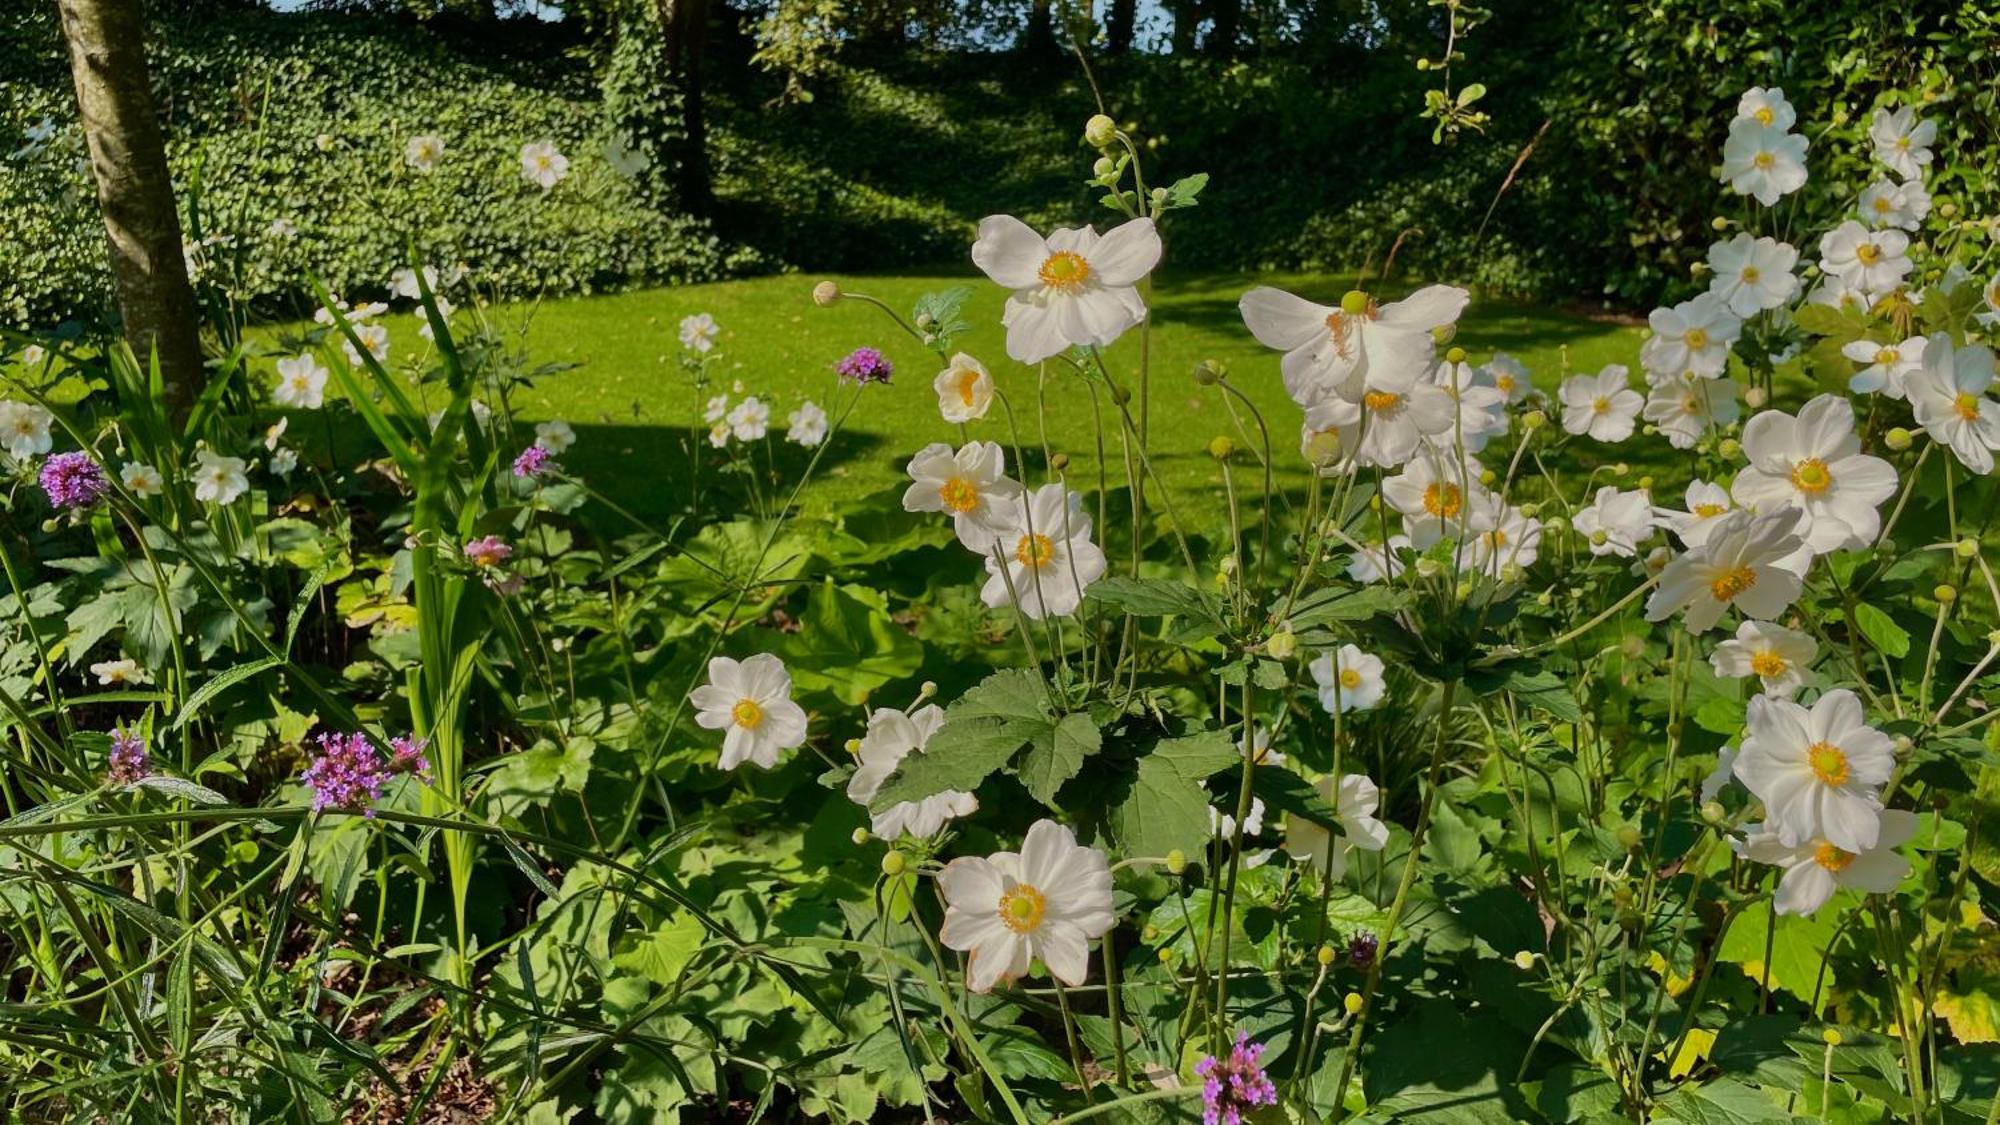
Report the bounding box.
[300,732,387,815]
[107,727,150,785]
[463,535,513,568]
[512,444,551,478]
[1196,1032,1279,1125]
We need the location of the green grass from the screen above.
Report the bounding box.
[342,271,1646,521]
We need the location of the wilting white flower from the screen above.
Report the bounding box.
[1239,285,1468,407]
[404,134,445,172]
[1734,688,1893,852]
[520,140,569,190]
[534,420,576,454]
[191,451,249,505]
[1858,178,1931,231]
[1706,234,1800,317]
[903,441,1024,551]
[1380,451,1488,548]
[1712,620,1818,698]
[1819,222,1911,297]
[1430,359,1510,453]
[1734,87,1796,131]
[933,353,994,423]
[272,353,328,410]
[1735,809,1916,916]
[980,484,1107,619]
[120,462,164,497]
[847,704,978,839]
[1733,395,1898,553]
[680,313,719,354]
[1843,336,1925,400]
[1659,480,1739,549]
[1283,774,1390,878]
[1309,643,1385,714]
[605,131,651,178]
[1643,373,1740,449]
[1907,334,2000,474]
[1721,120,1808,206]
[1574,486,1655,558]
[0,399,55,460]
[270,447,298,477]
[690,653,808,770]
[1646,507,1808,633]
[90,658,151,686]
[1869,107,1935,180]
[1480,352,1531,403]
[1560,366,1644,443]
[786,401,828,446]
[939,819,1114,992]
[1641,294,1741,379]
[726,397,770,441]
[972,215,1161,363]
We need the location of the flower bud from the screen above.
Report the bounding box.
[1415,557,1442,578]
[1513,950,1537,971]
[812,280,841,307]
[1822,1028,1843,1046]
[920,680,938,697]
[1711,216,1730,232]
[1084,113,1118,148]
[1165,848,1187,875]
[1265,629,1298,660]
[1701,800,1726,824]
[1454,580,1474,601]
[852,827,871,845]
[1444,346,1467,365]
[1343,993,1365,1015]
[1158,946,1174,963]
[1092,156,1115,178]
[1612,462,1629,477]
[1522,409,1547,430]
[1317,944,1337,966]
[1616,824,1642,850]
[1744,386,1768,408]
[1885,427,1913,451]
[1718,437,1742,460]
[1479,469,1498,488]
[1544,516,1568,536]
[1051,452,1071,472]
[1340,290,1371,316]
[880,851,906,876]
[1193,359,1226,385]
[1955,538,1978,560]
[844,738,862,755]
[1637,475,1654,491]
[1209,435,1236,460]
[1936,584,1958,604]
[1939,201,1958,219]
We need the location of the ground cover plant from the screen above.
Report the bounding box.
[7,21,2000,1125]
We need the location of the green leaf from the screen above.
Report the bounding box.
[776,581,924,705]
[1017,711,1099,805]
[1852,603,1910,659]
[1652,1078,1785,1124]
[172,656,284,730]
[1794,302,1865,338]
[1162,172,1209,209]
[131,775,229,805]
[1456,82,1487,106]
[870,669,1050,812]
[612,912,706,987]
[1109,730,1239,858]
[1085,576,1224,632]
[1717,899,1845,1011]
[1501,667,1582,721]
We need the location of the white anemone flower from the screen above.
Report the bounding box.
[1819,222,1912,297]
[690,654,808,770]
[1643,373,1740,450]
[1309,644,1385,714]
[270,448,298,477]
[847,704,978,839]
[1238,285,1469,407]
[1479,352,1532,403]
[272,353,328,410]
[1810,283,1872,317]
[980,484,1107,620]
[702,394,729,423]
[1980,276,2000,330]
[1858,178,1931,231]
[1732,395,1898,554]
[0,399,56,460]
[520,140,569,190]
[707,421,730,448]
[972,215,1161,364]
[1659,480,1738,549]
[902,441,1024,551]
[1283,774,1390,877]
[342,322,390,368]
[1380,451,1488,548]
[1641,294,1740,379]
[1711,620,1818,699]
[1721,120,1808,206]
[1211,795,1268,840]
[191,451,249,505]
[933,353,994,423]
[404,134,444,172]
[1302,366,1456,468]
[1574,486,1655,558]
[1456,495,1542,577]
[1645,507,1808,633]
[680,312,720,353]
[1735,810,1916,917]
[786,401,829,447]
[1842,336,1926,400]
[1706,234,1800,317]
[939,819,1114,992]
[1429,359,1510,453]
[390,265,441,301]
[1869,107,1935,180]
[534,420,576,454]
[1906,334,2000,474]
[1733,689,1894,852]
[1347,533,1411,584]
[1559,365,1644,442]
[120,462,164,497]
[727,396,770,441]
[90,658,151,686]
[1734,87,1796,131]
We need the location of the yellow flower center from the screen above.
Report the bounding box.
[1363,390,1401,413]
[1754,106,1775,125]
[955,369,982,406]
[997,883,1047,933]
[1873,197,1893,214]
[731,699,764,729]
[1494,374,1516,393]
[1753,152,1775,169]
[1807,741,1849,786]
[1789,458,1832,494]
[1592,396,1612,415]
[1709,566,1757,602]
[1750,650,1788,678]
[1955,393,1982,422]
[1684,327,1709,350]
[1895,137,1911,152]
[1038,251,1092,292]
[1681,394,1701,415]
[1485,528,1509,548]
[1015,533,1056,568]
[1813,842,1855,872]
[1874,347,1898,365]
[1741,267,1761,284]
[939,477,980,513]
[1422,481,1463,518]
[1338,668,1363,690]
[1855,242,1881,265]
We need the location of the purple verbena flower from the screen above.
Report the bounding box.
[107,727,151,785]
[300,731,388,815]
[1195,1032,1279,1125]
[463,535,513,568]
[1348,931,1379,970]
[512,444,551,478]
[387,735,432,781]
[40,451,110,510]
[835,346,894,385]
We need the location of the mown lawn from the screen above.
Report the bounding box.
[329,271,1646,520]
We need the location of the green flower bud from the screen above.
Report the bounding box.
[1956,538,1979,560]
[1445,346,1467,365]
[881,851,906,876]
[1209,435,1236,460]
[812,280,841,307]
[1084,113,1118,148]
[1265,629,1298,660]
[1885,427,1913,451]
[1165,849,1187,875]
[1718,437,1743,459]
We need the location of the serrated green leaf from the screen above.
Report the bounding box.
[1017,711,1099,804]
[1853,603,1910,658]
[871,669,1050,811]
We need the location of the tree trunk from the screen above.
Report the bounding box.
[1024,0,1056,54]
[56,0,205,417]
[1167,0,1200,55]
[1205,0,1238,56]
[659,0,714,214]
[1106,0,1137,54]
